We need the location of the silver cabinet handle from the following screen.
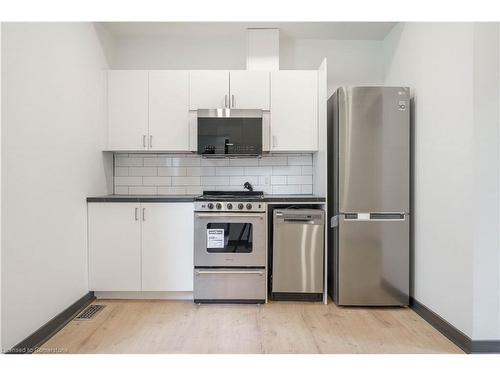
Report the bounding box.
[134,207,138,221]
[142,207,146,221]
[149,135,153,149]
[142,135,146,148]
[224,94,228,108]
[231,94,235,108]
[195,270,264,276]
[272,135,277,148]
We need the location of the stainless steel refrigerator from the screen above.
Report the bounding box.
[327,86,410,306]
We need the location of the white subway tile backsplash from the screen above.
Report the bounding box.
[258,176,271,186]
[143,157,172,167]
[272,166,302,176]
[115,157,143,167]
[158,167,187,177]
[186,186,203,195]
[259,156,287,166]
[172,157,201,167]
[143,176,172,186]
[113,153,315,195]
[270,175,287,185]
[302,165,313,175]
[216,167,245,176]
[158,186,186,195]
[288,155,313,165]
[129,186,158,195]
[201,158,229,167]
[301,185,313,194]
[115,167,128,177]
[201,176,230,186]
[114,186,129,195]
[229,176,259,186]
[244,166,272,176]
[186,167,216,176]
[287,175,313,185]
[128,167,157,177]
[272,185,302,195]
[229,158,259,167]
[172,176,201,186]
[115,176,142,186]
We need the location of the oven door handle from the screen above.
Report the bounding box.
[195,213,265,218]
[195,270,265,276]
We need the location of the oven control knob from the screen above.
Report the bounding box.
[238,203,244,210]
[216,203,222,210]
[227,203,233,210]
[207,203,214,210]
[246,203,252,210]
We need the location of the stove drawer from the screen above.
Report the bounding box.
[194,268,266,303]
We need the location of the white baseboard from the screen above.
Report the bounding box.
[94,291,193,300]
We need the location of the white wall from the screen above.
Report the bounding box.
[110,34,385,95]
[384,22,500,341]
[280,38,385,96]
[1,22,112,350]
[472,22,500,340]
[384,23,475,337]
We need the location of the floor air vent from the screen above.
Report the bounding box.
[74,304,105,321]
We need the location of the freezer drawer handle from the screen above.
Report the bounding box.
[344,213,406,221]
[370,213,405,220]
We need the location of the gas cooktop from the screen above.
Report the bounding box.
[195,191,264,201]
[194,191,265,212]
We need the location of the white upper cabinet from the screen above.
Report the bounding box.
[141,203,194,291]
[229,71,270,110]
[88,203,142,291]
[149,71,190,151]
[107,70,149,151]
[189,70,230,110]
[270,71,318,151]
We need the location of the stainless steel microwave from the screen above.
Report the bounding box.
[197,109,262,156]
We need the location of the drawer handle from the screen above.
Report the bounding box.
[195,270,264,276]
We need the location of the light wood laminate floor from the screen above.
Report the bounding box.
[38,299,463,354]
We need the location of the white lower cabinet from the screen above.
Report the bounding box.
[88,202,194,293]
[88,203,142,291]
[141,203,194,291]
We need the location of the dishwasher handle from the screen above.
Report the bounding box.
[275,211,324,226]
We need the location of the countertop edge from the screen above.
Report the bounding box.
[87,195,325,203]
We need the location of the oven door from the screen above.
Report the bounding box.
[194,212,266,267]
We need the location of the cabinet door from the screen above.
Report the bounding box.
[229,71,270,110]
[149,71,190,151]
[107,70,149,151]
[189,70,229,110]
[270,71,318,151]
[141,203,194,291]
[88,203,141,291]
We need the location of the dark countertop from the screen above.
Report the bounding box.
[87,194,325,203]
[87,195,198,203]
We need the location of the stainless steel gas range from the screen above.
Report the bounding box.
[193,191,267,304]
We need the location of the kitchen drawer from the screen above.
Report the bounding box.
[194,268,266,303]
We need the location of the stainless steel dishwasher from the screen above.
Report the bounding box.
[271,209,325,301]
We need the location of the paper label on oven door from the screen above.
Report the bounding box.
[207,229,224,248]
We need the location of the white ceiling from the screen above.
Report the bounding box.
[100,22,397,41]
